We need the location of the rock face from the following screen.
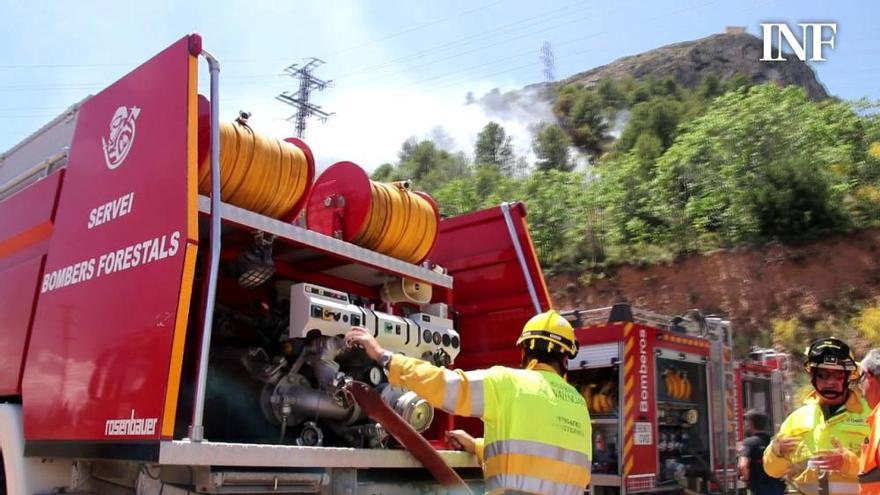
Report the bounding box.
[564,32,828,99]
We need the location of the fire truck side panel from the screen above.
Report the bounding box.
[623,324,659,483]
[430,202,551,371]
[573,318,716,493]
[573,323,622,347]
[0,170,62,271]
[0,171,63,395]
[654,334,711,358]
[21,36,199,447]
[429,203,551,438]
[572,322,663,489]
[0,259,45,397]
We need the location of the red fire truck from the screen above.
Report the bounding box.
[735,348,791,435]
[561,305,789,495]
[0,35,556,494]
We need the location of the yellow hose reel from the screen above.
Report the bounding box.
[198,112,314,221]
[305,161,440,264]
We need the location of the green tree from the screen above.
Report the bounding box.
[393,138,469,193]
[596,77,627,109]
[853,305,880,343]
[533,123,574,172]
[474,122,515,175]
[555,87,610,157]
[650,84,862,247]
[697,73,723,100]
[518,170,594,269]
[432,165,519,217]
[723,73,752,93]
[616,97,684,152]
[370,163,395,182]
[771,318,801,350]
[592,149,665,249]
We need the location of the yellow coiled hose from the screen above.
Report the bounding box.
[198,120,310,219]
[353,181,437,264]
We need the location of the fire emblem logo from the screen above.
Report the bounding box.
[102,106,140,170]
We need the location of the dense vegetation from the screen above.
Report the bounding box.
[374,75,880,277]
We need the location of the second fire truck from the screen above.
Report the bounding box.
[562,304,789,495]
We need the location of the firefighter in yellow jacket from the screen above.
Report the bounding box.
[764,337,870,495]
[345,310,592,495]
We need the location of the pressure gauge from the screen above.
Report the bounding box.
[368,366,384,386]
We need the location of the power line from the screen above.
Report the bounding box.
[326,5,599,89]
[275,59,334,138]
[0,1,589,91]
[0,0,707,96]
[385,0,738,92]
[328,1,590,81]
[311,0,508,60]
[2,0,784,116]
[0,1,506,70]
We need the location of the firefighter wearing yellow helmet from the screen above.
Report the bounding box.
[346,309,592,495]
[764,337,870,495]
[517,308,579,358]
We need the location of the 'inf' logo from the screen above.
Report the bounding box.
[760,23,837,62]
[102,106,140,170]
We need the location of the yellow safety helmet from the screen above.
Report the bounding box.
[516,310,579,358]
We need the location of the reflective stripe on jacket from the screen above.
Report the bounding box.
[764,390,870,495]
[387,355,592,495]
[859,403,880,495]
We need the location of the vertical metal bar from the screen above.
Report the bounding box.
[500,202,541,314]
[818,471,830,495]
[705,353,717,495]
[715,338,727,495]
[188,49,220,443]
[725,323,738,495]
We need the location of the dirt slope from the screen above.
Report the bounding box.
[548,229,880,336]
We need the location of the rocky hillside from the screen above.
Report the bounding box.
[548,228,880,348]
[563,31,828,99]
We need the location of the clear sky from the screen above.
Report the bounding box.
[1,0,877,171]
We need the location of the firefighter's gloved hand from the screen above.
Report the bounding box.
[809,450,845,472]
[445,430,476,454]
[345,327,385,361]
[771,435,800,457]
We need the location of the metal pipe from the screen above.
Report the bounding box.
[285,386,355,422]
[500,202,541,314]
[724,321,738,495]
[188,48,220,443]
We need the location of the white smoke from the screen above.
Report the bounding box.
[239,82,558,174]
[608,109,630,139]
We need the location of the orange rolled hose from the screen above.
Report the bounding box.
[198,119,310,219]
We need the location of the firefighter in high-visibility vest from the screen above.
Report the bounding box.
[345,310,592,495]
[764,337,870,495]
[857,349,880,495]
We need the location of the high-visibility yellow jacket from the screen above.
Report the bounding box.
[858,403,880,495]
[764,390,870,495]
[387,355,592,495]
